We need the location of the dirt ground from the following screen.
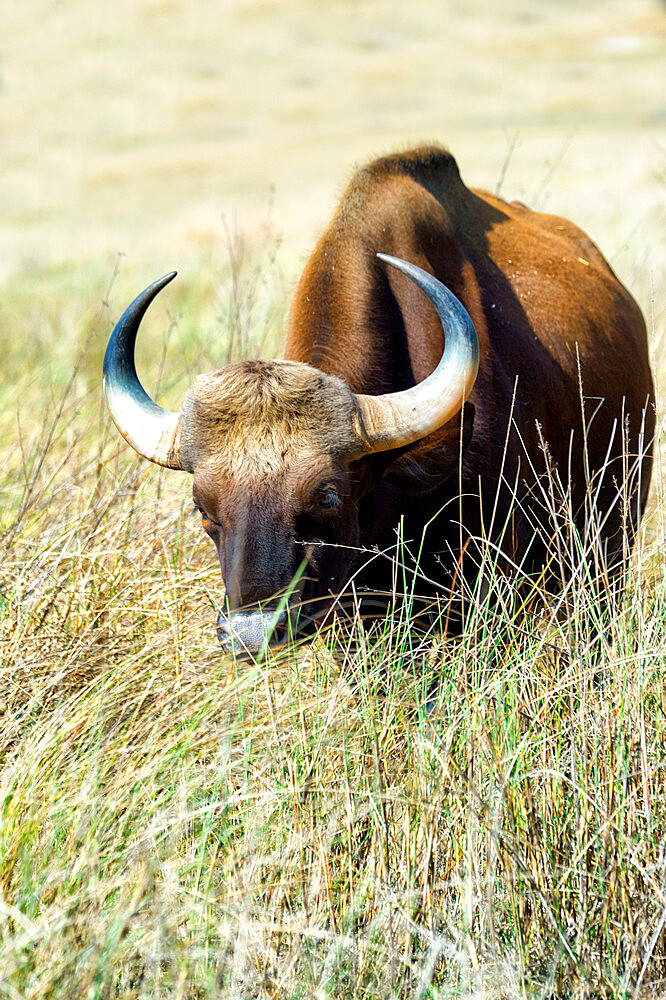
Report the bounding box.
[3,0,665,315]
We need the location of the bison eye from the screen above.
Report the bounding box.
[318,487,340,509]
[193,505,219,534]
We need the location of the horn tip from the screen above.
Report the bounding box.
[376,253,412,276]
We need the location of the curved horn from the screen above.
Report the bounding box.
[103,272,183,470]
[354,254,479,454]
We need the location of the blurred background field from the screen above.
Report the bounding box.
[3,0,665,285]
[2,1,666,997]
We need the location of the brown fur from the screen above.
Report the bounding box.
[287,147,654,583]
[182,146,654,636]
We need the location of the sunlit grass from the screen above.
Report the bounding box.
[3,496,666,997]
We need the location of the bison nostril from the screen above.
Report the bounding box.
[271,624,288,645]
[216,607,288,654]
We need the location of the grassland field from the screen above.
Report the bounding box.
[1,1,666,997]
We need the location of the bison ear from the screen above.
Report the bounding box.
[378,402,475,494]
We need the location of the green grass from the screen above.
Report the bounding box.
[1,229,666,999]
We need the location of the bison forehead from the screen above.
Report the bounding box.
[195,449,341,521]
[179,359,361,471]
[200,435,332,482]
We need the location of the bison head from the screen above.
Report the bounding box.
[103,256,479,654]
